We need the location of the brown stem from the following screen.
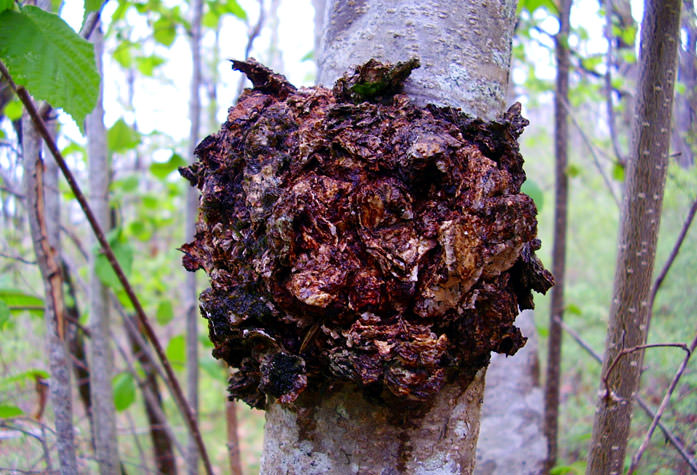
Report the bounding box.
[650,195,697,307]
[554,316,697,472]
[0,61,214,475]
[602,343,689,400]
[628,331,697,473]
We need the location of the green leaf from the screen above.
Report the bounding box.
[107,118,141,153]
[95,229,134,290]
[199,334,214,348]
[150,153,186,180]
[300,50,314,62]
[517,0,557,14]
[135,54,166,77]
[200,357,222,379]
[565,303,582,315]
[223,0,247,20]
[566,163,582,178]
[153,16,176,46]
[0,369,49,389]
[202,8,220,28]
[156,300,173,325]
[0,288,44,317]
[112,372,136,411]
[0,404,23,419]
[112,41,133,68]
[0,0,13,14]
[0,6,99,129]
[521,179,544,212]
[84,0,102,13]
[3,99,23,120]
[166,334,186,368]
[612,162,625,181]
[0,300,9,329]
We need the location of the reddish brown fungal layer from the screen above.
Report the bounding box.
[180,59,553,410]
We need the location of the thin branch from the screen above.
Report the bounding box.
[554,316,697,472]
[628,330,697,473]
[602,343,690,400]
[236,0,266,99]
[650,195,697,307]
[0,61,214,475]
[0,251,36,265]
[559,96,621,207]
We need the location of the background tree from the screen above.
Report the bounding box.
[587,0,682,472]
[543,0,571,469]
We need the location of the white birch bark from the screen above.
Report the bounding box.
[86,26,121,474]
[260,2,537,473]
[186,0,203,472]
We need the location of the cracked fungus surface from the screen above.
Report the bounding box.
[180,59,554,410]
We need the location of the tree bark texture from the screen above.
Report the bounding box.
[543,0,571,470]
[86,26,121,475]
[23,113,79,475]
[315,0,515,121]
[587,1,682,473]
[261,1,533,473]
[187,0,203,473]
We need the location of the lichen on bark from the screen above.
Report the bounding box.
[180,58,553,410]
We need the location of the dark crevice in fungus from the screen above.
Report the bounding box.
[180,58,554,411]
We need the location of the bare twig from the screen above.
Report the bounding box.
[0,61,214,475]
[650,195,697,307]
[554,316,697,472]
[235,0,266,99]
[602,343,690,400]
[0,251,36,265]
[628,331,697,473]
[559,96,621,207]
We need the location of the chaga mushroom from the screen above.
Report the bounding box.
[180,58,553,410]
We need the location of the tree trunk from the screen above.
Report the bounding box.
[672,0,697,168]
[587,1,682,473]
[86,26,121,474]
[261,1,518,472]
[186,0,203,473]
[23,111,79,474]
[543,0,571,469]
[126,316,178,474]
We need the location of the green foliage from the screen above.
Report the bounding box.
[0,300,9,329]
[0,6,99,129]
[0,405,23,419]
[200,356,223,379]
[612,162,625,181]
[203,0,247,28]
[0,288,44,318]
[112,371,136,411]
[155,299,173,325]
[150,153,186,180]
[3,99,23,120]
[107,118,141,153]
[0,369,50,389]
[165,334,186,368]
[135,54,166,76]
[517,0,557,15]
[521,178,544,212]
[94,228,134,290]
[550,461,587,474]
[0,0,13,13]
